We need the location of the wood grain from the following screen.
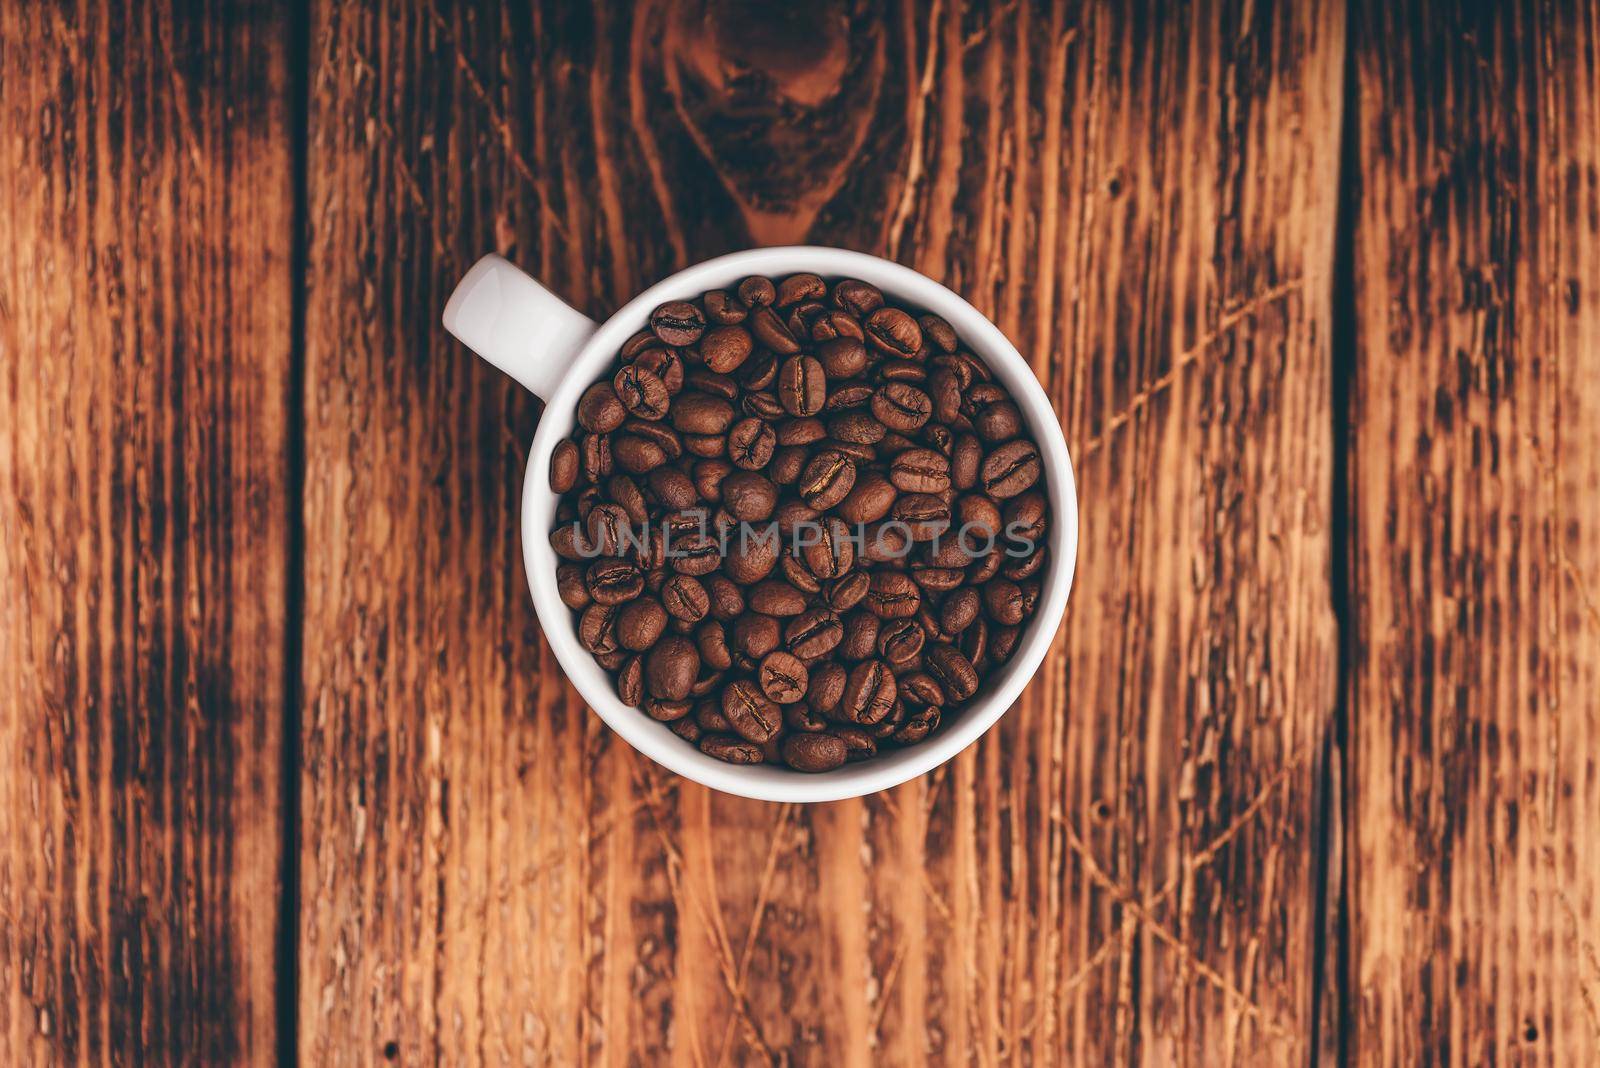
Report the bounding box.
[297,0,1342,1063]
[0,2,292,1064]
[1345,0,1600,1063]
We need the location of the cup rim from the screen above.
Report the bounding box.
[521,246,1077,802]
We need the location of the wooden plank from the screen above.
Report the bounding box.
[1346,1,1600,1063]
[297,0,1341,1063]
[0,3,293,1064]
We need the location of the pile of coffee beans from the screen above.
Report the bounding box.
[547,274,1049,773]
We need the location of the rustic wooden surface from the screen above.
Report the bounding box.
[1,0,1596,1065]
[0,2,292,1064]
[1344,0,1600,1063]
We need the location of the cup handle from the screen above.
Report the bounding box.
[441,254,598,401]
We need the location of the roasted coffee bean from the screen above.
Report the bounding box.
[893,705,940,744]
[671,392,737,435]
[579,604,619,655]
[811,308,863,342]
[840,610,880,660]
[1004,491,1048,541]
[802,515,855,579]
[952,434,982,489]
[825,382,876,411]
[765,445,807,484]
[758,651,809,703]
[606,474,648,524]
[644,636,699,700]
[954,495,1002,546]
[843,660,897,725]
[866,571,922,619]
[860,520,911,563]
[785,608,844,660]
[724,528,780,584]
[832,279,884,316]
[981,439,1042,498]
[778,355,827,417]
[748,305,800,355]
[828,440,877,463]
[991,624,1022,663]
[826,411,884,448]
[983,579,1026,625]
[799,450,856,510]
[1003,546,1047,580]
[550,523,587,561]
[738,351,778,390]
[807,661,848,715]
[909,564,963,594]
[700,733,764,764]
[670,717,703,743]
[617,597,669,650]
[774,499,820,537]
[620,329,659,360]
[694,618,733,670]
[578,382,627,434]
[703,289,748,324]
[835,471,897,524]
[940,588,981,633]
[776,272,827,307]
[692,458,734,502]
[877,358,928,383]
[900,672,946,707]
[780,553,821,594]
[650,301,706,346]
[581,433,613,482]
[878,618,926,665]
[557,563,591,610]
[777,418,827,446]
[865,307,923,357]
[782,733,847,773]
[695,698,732,732]
[633,347,685,393]
[588,558,644,606]
[645,698,692,722]
[748,579,807,616]
[828,572,871,612]
[926,644,979,701]
[624,419,683,459]
[661,575,711,622]
[732,613,782,660]
[723,680,782,742]
[738,275,776,306]
[612,434,667,474]
[683,434,725,458]
[705,575,745,619]
[966,547,1003,584]
[889,448,952,493]
[648,467,698,511]
[721,470,778,521]
[919,314,958,353]
[728,417,776,469]
[550,440,580,492]
[972,397,1023,443]
[872,382,933,432]
[668,529,722,576]
[892,493,952,541]
[784,702,829,733]
[832,726,877,762]
[617,656,645,705]
[613,365,670,421]
[700,325,754,373]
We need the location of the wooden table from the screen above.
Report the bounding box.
[2,1,1596,1064]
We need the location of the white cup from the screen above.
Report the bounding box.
[443,247,1078,802]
